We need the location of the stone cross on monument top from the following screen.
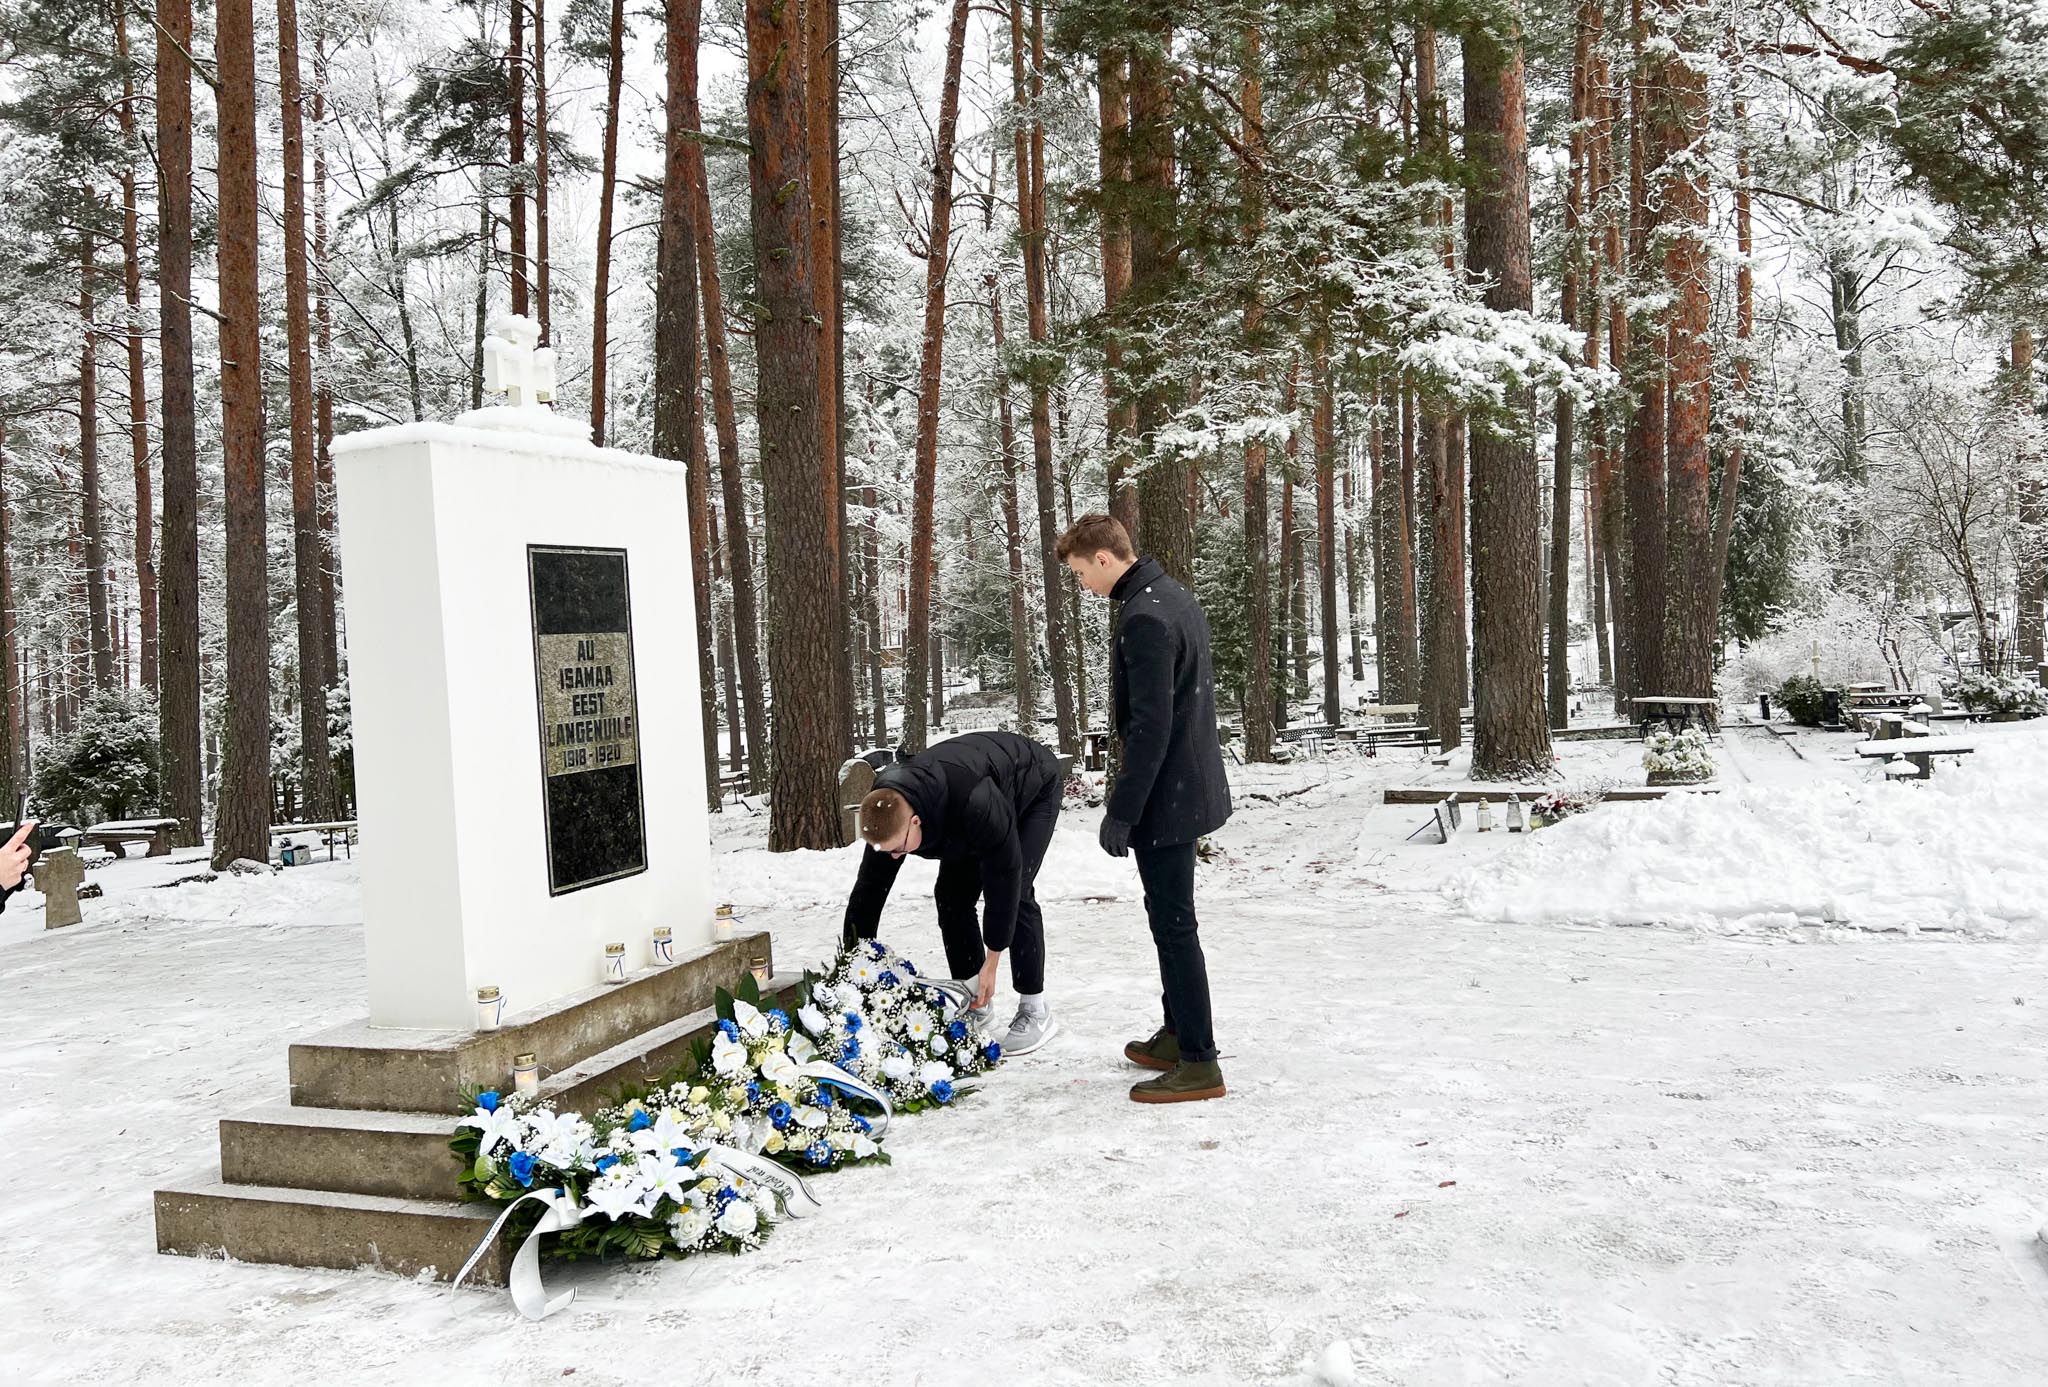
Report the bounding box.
[482,313,557,408]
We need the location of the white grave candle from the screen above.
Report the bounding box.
[602,943,627,985]
[651,927,675,966]
[475,985,504,1032]
[714,903,737,942]
[513,1053,540,1098]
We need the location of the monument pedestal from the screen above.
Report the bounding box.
[155,935,796,1284]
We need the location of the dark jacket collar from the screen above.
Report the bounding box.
[1111,555,1165,604]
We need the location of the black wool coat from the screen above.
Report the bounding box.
[1107,556,1233,849]
[841,731,1060,951]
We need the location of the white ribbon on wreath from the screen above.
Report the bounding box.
[797,1060,894,1137]
[451,1186,585,1321]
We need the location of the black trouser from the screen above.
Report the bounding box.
[1133,841,1217,1062]
[931,778,1060,993]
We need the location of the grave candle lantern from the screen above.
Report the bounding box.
[1506,794,1525,834]
[602,943,628,985]
[513,1053,540,1098]
[714,903,740,943]
[651,927,675,966]
[749,952,771,988]
[474,985,504,1032]
[1476,798,1494,833]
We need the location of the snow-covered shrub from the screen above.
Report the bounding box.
[1723,591,1913,699]
[1776,675,1828,728]
[33,688,161,822]
[1642,727,1716,782]
[1943,672,2048,717]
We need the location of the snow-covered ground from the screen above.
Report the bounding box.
[4,723,2047,1385]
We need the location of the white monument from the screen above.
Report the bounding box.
[332,314,715,1030]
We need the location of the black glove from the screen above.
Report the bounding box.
[1098,815,1132,859]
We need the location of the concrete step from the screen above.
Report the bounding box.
[221,1105,464,1202]
[155,1166,511,1286]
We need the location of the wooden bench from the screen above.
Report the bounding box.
[271,820,358,863]
[1632,695,1720,737]
[1358,702,1421,724]
[81,818,182,858]
[1853,735,1976,780]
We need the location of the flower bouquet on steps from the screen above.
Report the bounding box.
[796,939,1004,1114]
[1642,726,1716,786]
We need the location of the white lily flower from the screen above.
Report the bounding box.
[631,1109,698,1160]
[642,1154,697,1211]
[583,1171,648,1222]
[733,999,769,1040]
[458,1103,524,1156]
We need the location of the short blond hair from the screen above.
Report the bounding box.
[857,787,913,846]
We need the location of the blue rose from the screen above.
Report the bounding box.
[806,1142,834,1167]
[745,1081,762,1104]
[813,1087,835,1110]
[714,1185,737,1209]
[767,1009,791,1033]
[930,1079,955,1103]
[595,1154,620,1173]
[879,970,900,989]
[768,1101,793,1131]
[716,1018,740,1040]
[983,1042,1002,1064]
[841,1037,861,1063]
[843,1011,863,1033]
[671,1145,696,1165]
[509,1151,537,1187]
[477,1090,501,1113]
[852,1114,871,1135]
[627,1110,652,1133]
[947,1019,968,1042]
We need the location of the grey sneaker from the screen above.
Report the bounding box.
[1002,1005,1060,1056]
[964,1003,995,1031]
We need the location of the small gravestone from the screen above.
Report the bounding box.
[36,847,84,928]
[839,758,877,843]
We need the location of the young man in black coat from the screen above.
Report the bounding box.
[841,730,1063,1054]
[1060,513,1232,1103]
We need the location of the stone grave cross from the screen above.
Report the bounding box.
[482,314,558,408]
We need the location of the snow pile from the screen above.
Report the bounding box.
[1453,724,2048,936]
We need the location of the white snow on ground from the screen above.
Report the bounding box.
[1456,721,2048,937]
[3,730,2048,1386]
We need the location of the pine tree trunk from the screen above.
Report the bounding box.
[656,0,720,813]
[77,223,115,693]
[1597,77,1633,711]
[802,0,851,760]
[862,479,888,747]
[1377,383,1418,702]
[1622,0,1667,698]
[155,0,202,845]
[278,0,336,821]
[312,31,340,687]
[1238,27,1273,759]
[683,72,768,791]
[508,0,529,318]
[1011,0,1076,752]
[1711,96,1753,635]
[1654,0,1714,699]
[1392,389,1420,700]
[1127,22,1191,585]
[744,0,841,850]
[898,0,971,756]
[589,0,625,443]
[0,429,16,804]
[533,0,552,341]
[1415,24,1465,746]
[214,0,272,867]
[115,5,158,698]
[1346,460,1365,683]
[2014,326,2043,669]
[1314,331,1341,727]
[1097,48,1137,537]
[1547,5,1593,729]
[1463,16,1552,779]
[990,275,1037,728]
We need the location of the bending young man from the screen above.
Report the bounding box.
[1061,513,1232,1103]
[841,730,1063,1055]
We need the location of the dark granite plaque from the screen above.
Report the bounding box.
[529,545,647,895]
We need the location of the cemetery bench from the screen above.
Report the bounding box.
[1853,734,1976,780]
[81,818,182,859]
[271,820,359,863]
[1082,727,1114,771]
[1631,695,1720,738]
[1358,701,1421,725]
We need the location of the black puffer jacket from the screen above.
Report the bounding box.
[841,731,1060,951]
[1107,556,1233,849]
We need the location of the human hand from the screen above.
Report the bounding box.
[974,950,1002,1010]
[1098,815,1132,858]
[0,821,37,890]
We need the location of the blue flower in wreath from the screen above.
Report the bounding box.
[595,1154,621,1173]
[813,1086,835,1110]
[983,1041,1002,1064]
[852,1114,871,1135]
[627,1110,652,1133]
[868,940,887,959]
[930,1079,955,1104]
[947,1019,968,1043]
[805,1142,833,1167]
[840,1037,861,1063]
[509,1151,538,1187]
[716,1018,741,1041]
[768,1101,793,1131]
[746,1081,762,1104]
[901,959,919,976]
[879,970,901,990]
[671,1145,696,1165]
[766,1009,791,1033]
[843,1011,863,1033]
[477,1090,501,1113]
[714,1185,738,1209]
